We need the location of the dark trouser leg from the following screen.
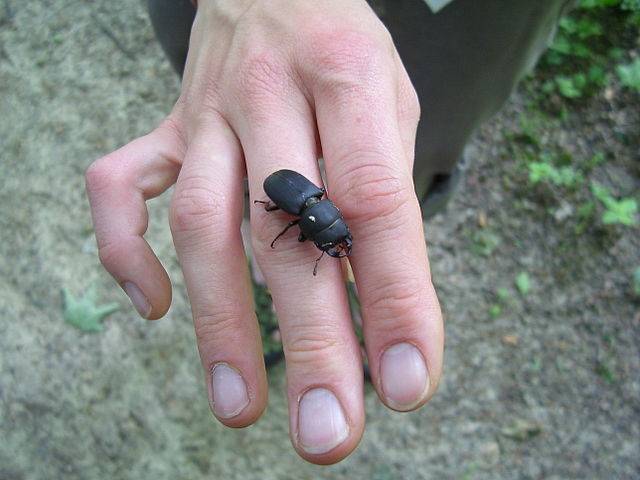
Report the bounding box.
[147,0,570,214]
[147,0,195,75]
[372,0,571,209]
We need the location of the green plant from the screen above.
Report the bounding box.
[488,287,515,319]
[538,0,639,99]
[616,58,640,91]
[622,0,640,25]
[575,200,597,234]
[515,272,532,296]
[496,287,511,303]
[584,152,607,172]
[595,359,617,384]
[591,182,638,226]
[63,286,119,332]
[488,304,502,319]
[253,278,282,355]
[511,112,544,146]
[471,229,501,257]
[553,67,608,98]
[528,161,583,187]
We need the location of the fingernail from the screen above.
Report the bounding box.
[122,282,151,319]
[297,388,349,455]
[380,343,429,411]
[211,363,249,419]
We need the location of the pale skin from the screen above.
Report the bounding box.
[85,0,444,465]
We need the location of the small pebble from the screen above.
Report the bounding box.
[502,334,519,346]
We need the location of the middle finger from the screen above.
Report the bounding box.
[227,55,364,464]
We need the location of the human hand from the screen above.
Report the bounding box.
[85,0,443,464]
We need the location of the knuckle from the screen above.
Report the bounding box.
[194,312,242,351]
[284,324,345,366]
[365,277,427,328]
[333,156,412,222]
[176,75,225,128]
[156,115,187,153]
[308,27,393,94]
[96,240,123,274]
[169,178,227,236]
[85,157,121,197]
[400,81,421,125]
[235,53,295,111]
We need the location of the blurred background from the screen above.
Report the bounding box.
[1,0,638,478]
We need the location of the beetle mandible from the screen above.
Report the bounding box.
[254,169,353,276]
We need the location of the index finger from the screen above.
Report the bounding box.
[300,30,443,411]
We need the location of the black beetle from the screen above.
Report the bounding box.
[254,169,353,275]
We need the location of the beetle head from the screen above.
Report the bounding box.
[326,235,352,258]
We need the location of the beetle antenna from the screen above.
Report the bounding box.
[313,251,325,276]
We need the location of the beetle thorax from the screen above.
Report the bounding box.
[303,196,321,210]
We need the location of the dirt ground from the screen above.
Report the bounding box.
[1,1,639,479]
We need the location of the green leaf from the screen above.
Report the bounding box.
[528,161,581,187]
[488,304,502,319]
[617,58,640,91]
[587,65,607,87]
[575,17,603,38]
[63,287,119,332]
[549,34,573,56]
[571,42,593,58]
[608,47,625,60]
[557,166,583,187]
[496,288,511,303]
[515,272,532,297]
[471,230,501,257]
[595,360,617,384]
[528,162,557,184]
[591,182,638,226]
[577,201,596,219]
[556,75,583,98]
[559,16,578,34]
[586,152,606,170]
[591,182,612,204]
[601,198,638,225]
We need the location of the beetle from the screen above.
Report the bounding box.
[254,169,353,276]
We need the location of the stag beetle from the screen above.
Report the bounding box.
[254,169,353,275]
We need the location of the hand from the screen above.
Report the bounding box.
[85,0,443,464]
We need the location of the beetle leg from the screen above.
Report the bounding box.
[312,251,325,276]
[298,233,307,243]
[270,219,300,249]
[254,199,280,212]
